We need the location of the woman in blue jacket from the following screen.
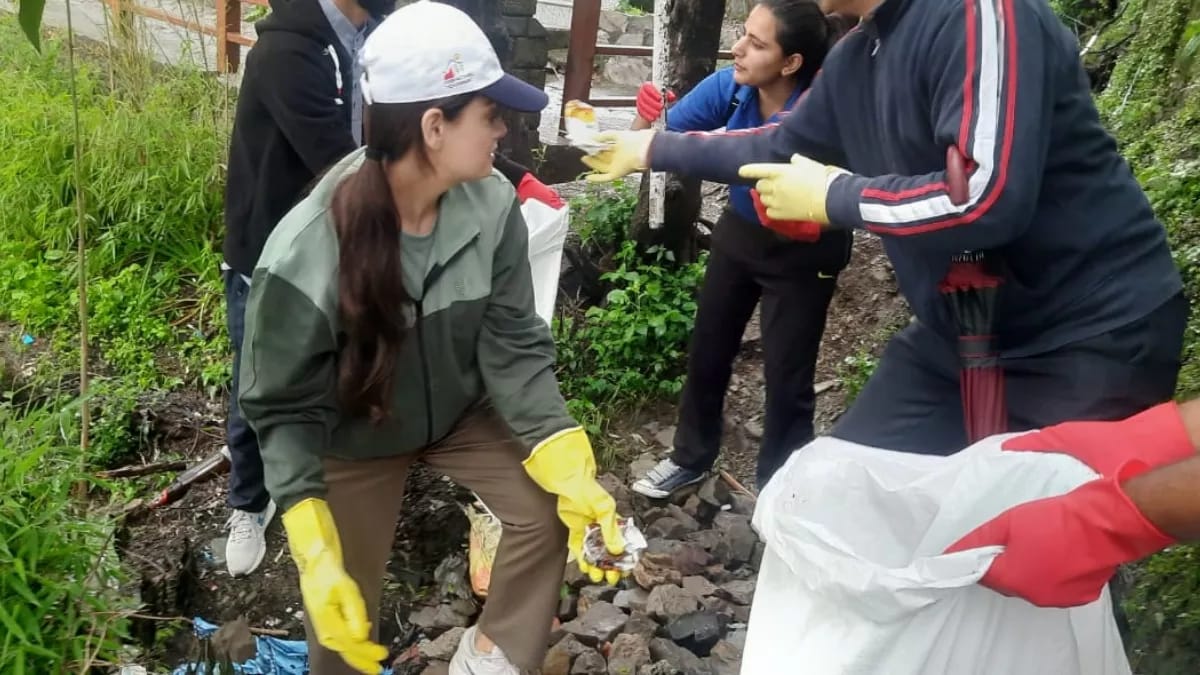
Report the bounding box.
[632,0,854,498]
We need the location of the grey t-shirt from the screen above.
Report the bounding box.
[401,230,435,301]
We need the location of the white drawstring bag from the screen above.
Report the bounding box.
[743,434,1132,675]
[520,199,570,326]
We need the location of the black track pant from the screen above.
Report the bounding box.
[831,292,1188,454]
[672,208,852,489]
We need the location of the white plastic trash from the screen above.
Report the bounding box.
[520,198,570,326]
[743,434,1132,675]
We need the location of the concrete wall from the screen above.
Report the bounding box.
[395,0,550,165]
[502,0,551,165]
[535,0,621,31]
[596,8,741,88]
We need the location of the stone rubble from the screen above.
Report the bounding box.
[393,471,758,675]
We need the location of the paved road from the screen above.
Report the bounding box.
[38,0,637,145]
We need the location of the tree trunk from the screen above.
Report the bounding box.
[629,0,727,264]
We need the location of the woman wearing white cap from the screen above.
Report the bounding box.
[236,2,628,673]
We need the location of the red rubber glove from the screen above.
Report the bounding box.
[516,172,565,209]
[944,461,1175,607]
[1000,401,1195,479]
[750,188,820,242]
[635,82,676,123]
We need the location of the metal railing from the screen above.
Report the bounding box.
[107,0,264,73]
[560,0,733,130]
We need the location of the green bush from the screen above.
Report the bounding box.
[570,180,639,252]
[0,401,130,672]
[554,241,707,406]
[1124,544,1200,675]
[0,20,229,389]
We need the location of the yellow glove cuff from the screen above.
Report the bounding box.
[523,426,595,492]
[281,497,343,571]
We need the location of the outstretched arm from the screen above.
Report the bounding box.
[645,68,845,184]
[824,0,1055,252]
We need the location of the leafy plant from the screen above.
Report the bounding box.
[570,181,639,252]
[0,401,131,672]
[1123,544,1200,675]
[554,241,707,406]
[838,350,879,406]
[0,21,229,391]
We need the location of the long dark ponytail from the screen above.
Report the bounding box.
[758,0,853,80]
[332,93,474,423]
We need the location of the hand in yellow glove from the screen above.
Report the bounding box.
[283,498,388,674]
[737,153,849,224]
[524,427,627,585]
[580,130,656,183]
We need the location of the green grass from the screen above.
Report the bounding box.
[0,400,132,673]
[0,19,231,392]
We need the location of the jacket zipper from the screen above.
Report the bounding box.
[414,295,434,447]
[863,22,895,173]
[412,239,477,447]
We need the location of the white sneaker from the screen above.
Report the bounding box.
[449,626,520,675]
[224,500,277,577]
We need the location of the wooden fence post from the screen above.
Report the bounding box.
[107,0,135,50]
[561,0,602,133]
[216,0,242,73]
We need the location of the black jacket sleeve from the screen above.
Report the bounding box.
[492,153,533,188]
[253,40,358,176]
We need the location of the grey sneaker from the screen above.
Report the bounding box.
[449,625,520,675]
[224,500,276,577]
[631,458,707,499]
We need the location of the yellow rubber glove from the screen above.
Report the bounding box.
[737,153,849,224]
[524,427,627,585]
[580,130,656,183]
[282,498,388,674]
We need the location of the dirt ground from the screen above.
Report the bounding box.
[96,184,908,669]
[116,407,473,663]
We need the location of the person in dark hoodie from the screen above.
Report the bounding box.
[220,0,391,578]
[222,0,566,580]
[579,0,1187,458]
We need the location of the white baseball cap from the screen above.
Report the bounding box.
[359,0,549,113]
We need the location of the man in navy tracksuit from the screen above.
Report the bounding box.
[584,0,1187,457]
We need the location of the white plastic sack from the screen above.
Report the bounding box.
[743,434,1132,675]
[520,199,570,326]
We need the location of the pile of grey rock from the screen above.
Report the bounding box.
[395,464,762,675]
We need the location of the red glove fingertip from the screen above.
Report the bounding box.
[636,82,667,123]
[943,516,1008,556]
[516,173,565,209]
[750,188,770,222]
[751,189,822,243]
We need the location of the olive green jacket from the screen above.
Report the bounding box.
[238,148,575,510]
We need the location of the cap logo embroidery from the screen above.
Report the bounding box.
[442,53,473,89]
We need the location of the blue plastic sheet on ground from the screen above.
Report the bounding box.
[170,617,394,675]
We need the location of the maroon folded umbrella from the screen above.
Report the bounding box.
[940,146,1007,442]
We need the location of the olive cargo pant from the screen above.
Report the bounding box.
[305,404,568,673]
